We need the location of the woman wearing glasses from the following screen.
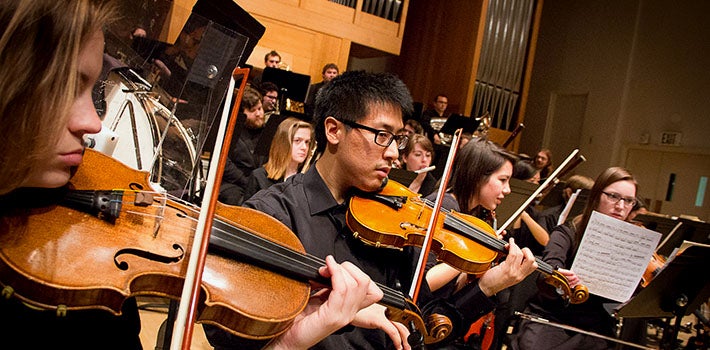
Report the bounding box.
[512,167,639,350]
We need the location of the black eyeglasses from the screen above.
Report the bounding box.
[602,192,637,207]
[338,119,409,150]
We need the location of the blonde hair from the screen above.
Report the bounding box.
[263,118,314,180]
[0,0,114,194]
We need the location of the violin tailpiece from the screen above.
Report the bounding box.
[61,189,124,221]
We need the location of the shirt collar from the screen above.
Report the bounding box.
[303,165,343,216]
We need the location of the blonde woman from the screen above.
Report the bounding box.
[0,1,146,347]
[242,117,314,203]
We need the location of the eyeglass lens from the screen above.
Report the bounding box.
[604,192,636,206]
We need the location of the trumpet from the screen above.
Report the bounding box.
[278,61,291,71]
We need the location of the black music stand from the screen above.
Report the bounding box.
[261,67,311,103]
[388,167,418,188]
[494,178,537,226]
[657,218,710,257]
[615,244,710,350]
[439,113,480,136]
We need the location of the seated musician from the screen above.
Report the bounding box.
[205,70,538,349]
[511,167,639,350]
[537,174,595,232]
[0,1,383,349]
[400,133,437,196]
[424,138,538,349]
[241,117,314,204]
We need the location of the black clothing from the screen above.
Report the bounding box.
[420,108,442,143]
[538,203,564,233]
[242,166,279,204]
[424,193,506,350]
[206,166,496,349]
[511,223,615,350]
[0,297,142,349]
[507,206,546,257]
[220,126,267,205]
[415,172,439,197]
[0,188,142,350]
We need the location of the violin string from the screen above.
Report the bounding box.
[210,216,405,301]
[108,190,411,303]
[115,194,409,303]
[419,198,505,250]
[418,197,555,273]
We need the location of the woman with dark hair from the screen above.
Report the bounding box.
[512,167,639,350]
[424,138,537,349]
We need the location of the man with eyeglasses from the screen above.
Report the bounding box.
[421,94,449,145]
[259,81,280,122]
[205,71,535,350]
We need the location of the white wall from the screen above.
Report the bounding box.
[521,0,710,179]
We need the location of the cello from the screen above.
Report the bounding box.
[0,148,451,345]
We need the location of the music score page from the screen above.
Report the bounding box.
[571,211,662,302]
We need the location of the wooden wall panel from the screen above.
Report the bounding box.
[167,0,401,84]
[246,15,349,80]
[392,0,486,116]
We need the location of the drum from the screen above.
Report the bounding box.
[95,68,202,196]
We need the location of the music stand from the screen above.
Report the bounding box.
[388,168,418,188]
[494,178,537,226]
[439,114,480,135]
[261,67,311,102]
[614,244,710,349]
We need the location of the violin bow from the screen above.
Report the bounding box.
[409,128,463,303]
[502,123,525,149]
[536,154,587,204]
[495,148,579,235]
[170,68,251,350]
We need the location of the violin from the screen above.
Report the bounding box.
[630,220,667,288]
[0,149,450,344]
[347,179,589,305]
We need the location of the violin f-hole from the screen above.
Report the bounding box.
[114,244,185,270]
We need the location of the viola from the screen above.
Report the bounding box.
[347,179,589,305]
[641,252,666,288]
[0,149,450,344]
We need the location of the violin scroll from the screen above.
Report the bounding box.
[426,313,454,342]
[544,271,589,305]
[383,301,452,344]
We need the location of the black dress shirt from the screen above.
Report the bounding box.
[238,166,496,349]
[526,224,616,335]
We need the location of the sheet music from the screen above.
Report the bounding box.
[671,240,710,260]
[571,211,662,302]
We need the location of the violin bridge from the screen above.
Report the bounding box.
[134,192,154,206]
[152,193,166,238]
